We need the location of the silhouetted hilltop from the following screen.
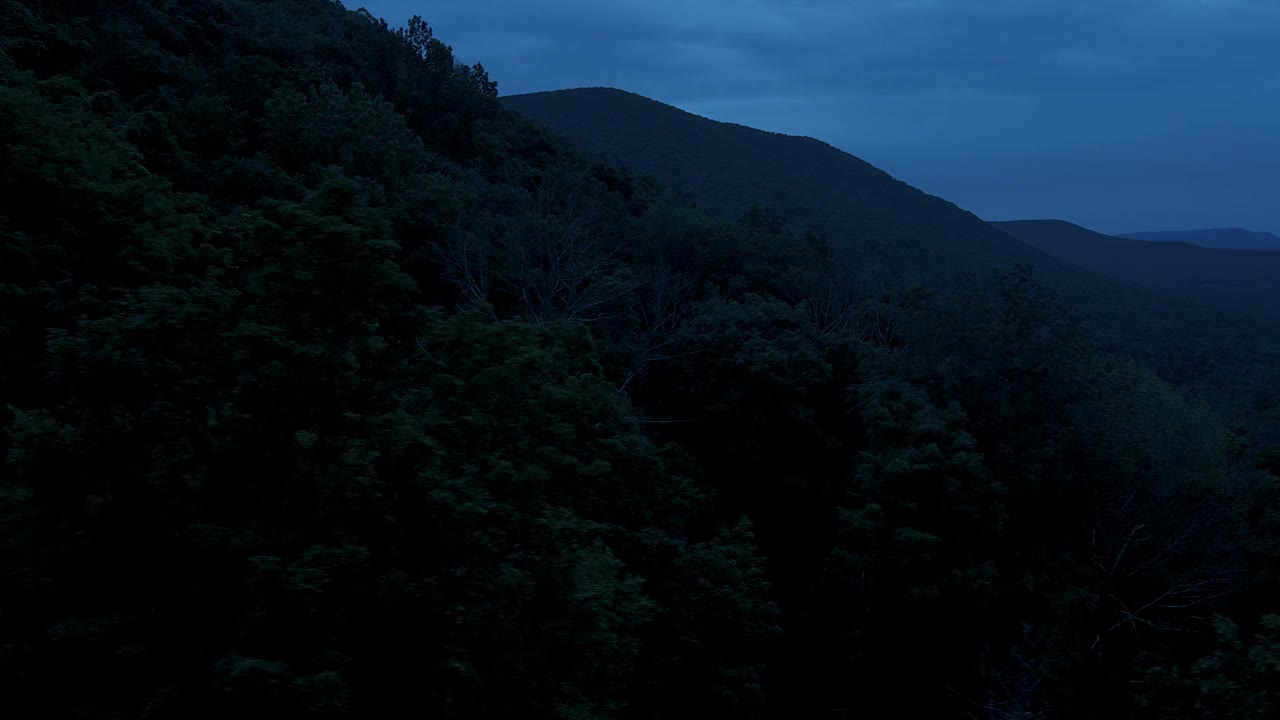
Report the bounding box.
[1120,228,1280,251]
[504,87,1043,283]
[504,88,1280,352]
[995,220,1280,318]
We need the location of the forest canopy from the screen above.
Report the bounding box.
[1,1,1279,718]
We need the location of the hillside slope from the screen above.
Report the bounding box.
[1122,228,1280,251]
[504,88,1045,283]
[995,220,1280,318]
[503,88,1280,348]
[7,3,1280,717]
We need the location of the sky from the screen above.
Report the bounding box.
[355,1,1280,235]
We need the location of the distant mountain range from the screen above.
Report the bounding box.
[994,220,1280,318]
[1120,228,1280,251]
[502,88,1280,349]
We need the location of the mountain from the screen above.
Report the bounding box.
[994,220,1280,318]
[503,87,1045,284]
[505,88,1280,443]
[1122,228,1280,251]
[7,3,1280,718]
[503,88,1280,346]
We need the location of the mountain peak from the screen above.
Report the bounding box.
[506,87,1280,359]
[504,86,1037,283]
[505,87,833,144]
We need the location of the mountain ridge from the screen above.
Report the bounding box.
[503,86,1049,282]
[503,87,1280,345]
[994,219,1280,318]
[1120,227,1280,251]
[7,5,1280,716]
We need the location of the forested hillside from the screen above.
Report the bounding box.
[502,88,1052,284]
[505,87,1280,442]
[3,2,1280,719]
[995,220,1280,318]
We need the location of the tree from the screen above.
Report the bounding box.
[825,378,1006,715]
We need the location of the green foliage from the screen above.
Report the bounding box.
[1194,614,1280,718]
[1141,614,1280,719]
[821,379,1005,714]
[505,88,1280,444]
[998,220,1280,442]
[261,80,430,190]
[1,2,1276,719]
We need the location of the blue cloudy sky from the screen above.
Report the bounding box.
[355,1,1280,235]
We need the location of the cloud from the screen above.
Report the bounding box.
[355,1,1275,96]
[353,0,1280,233]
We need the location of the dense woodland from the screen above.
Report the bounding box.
[2,1,1280,717]
[996,220,1280,325]
[504,88,1280,445]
